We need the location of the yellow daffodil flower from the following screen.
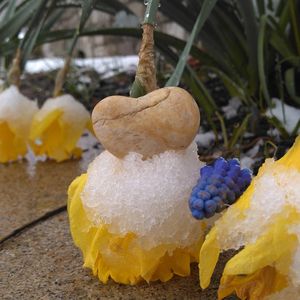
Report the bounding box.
[30,94,92,162]
[68,144,205,284]
[0,86,38,163]
[199,136,300,300]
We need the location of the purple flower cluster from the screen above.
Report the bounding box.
[189,157,252,220]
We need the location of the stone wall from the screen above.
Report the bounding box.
[42,1,187,58]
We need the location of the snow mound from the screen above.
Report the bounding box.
[35,94,90,133]
[216,160,300,251]
[82,142,204,250]
[266,99,300,134]
[0,85,38,136]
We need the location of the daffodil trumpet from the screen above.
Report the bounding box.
[0,49,38,163]
[199,136,300,300]
[29,94,92,162]
[0,85,38,163]
[29,51,92,162]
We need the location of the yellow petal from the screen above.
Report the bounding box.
[224,210,299,276]
[0,121,27,162]
[199,227,220,289]
[218,266,288,300]
[68,174,202,285]
[30,107,88,162]
[218,208,299,299]
[30,109,63,139]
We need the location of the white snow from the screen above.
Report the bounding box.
[240,140,263,169]
[77,130,102,172]
[194,130,215,147]
[0,85,38,137]
[25,56,138,78]
[81,142,204,250]
[216,160,300,251]
[222,97,241,119]
[266,99,300,134]
[240,156,256,169]
[34,94,90,134]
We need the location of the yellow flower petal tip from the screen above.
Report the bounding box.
[29,94,91,162]
[199,136,300,299]
[199,227,220,289]
[68,145,206,285]
[0,86,38,163]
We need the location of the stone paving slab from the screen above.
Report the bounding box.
[0,211,237,300]
[0,161,81,240]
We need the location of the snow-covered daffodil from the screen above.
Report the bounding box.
[68,143,205,284]
[199,136,300,300]
[0,85,38,163]
[30,94,92,162]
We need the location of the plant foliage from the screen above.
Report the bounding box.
[0,0,299,147]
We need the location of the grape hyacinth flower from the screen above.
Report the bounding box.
[189,157,252,220]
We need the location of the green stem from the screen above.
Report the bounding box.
[216,111,228,149]
[143,0,160,25]
[258,15,272,109]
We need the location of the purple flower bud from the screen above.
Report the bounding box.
[197,190,211,201]
[192,209,205,220]
[214,157,228,171]
[205,185,219,196]
[200,166,213,177]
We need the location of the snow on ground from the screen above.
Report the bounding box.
[222,97,241,119]
[240,139,263,170]
[266,99,300,134]
[77,131,102,172]
[25,56,138,78]
[194,130,215,148]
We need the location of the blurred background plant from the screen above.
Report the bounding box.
[0,0,299,161]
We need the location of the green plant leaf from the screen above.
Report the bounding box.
[237,1,259,94]
[228,113,251,149]
[288,0,300,55]
[68,0,97,57]
[256,0,265,15]
[0,0,41,42]
[258,15,272,109]
[285,68,300,105]
[216,111,228,149]
[41,8,65,34]
[201,66,249,105]
[20,0,52,67]
[55,0,134,15]
[155,41,218,134]
[166,0,218,87]
[0,0,17,26]
[267,116,290,139]
[277,0,290,30]
[79,0,96,32]
[291,119,300,136]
